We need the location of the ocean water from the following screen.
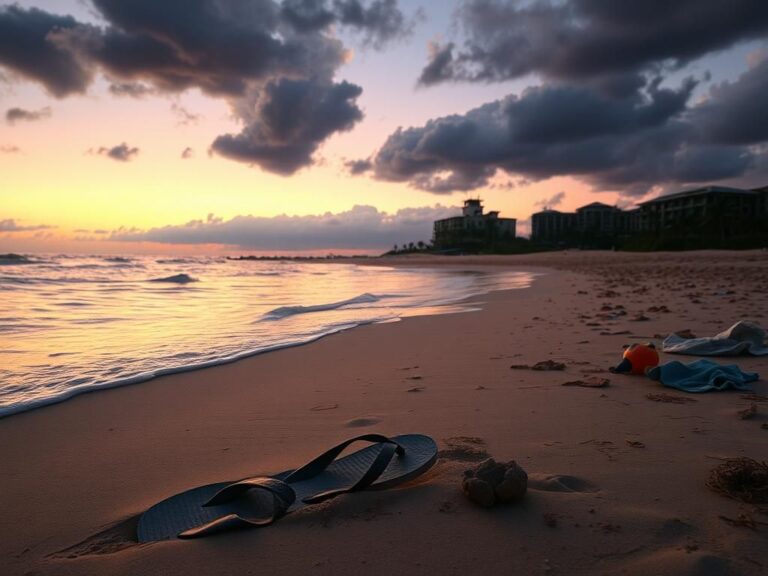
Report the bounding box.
[0,254,534,417]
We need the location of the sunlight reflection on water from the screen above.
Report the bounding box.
[0,255,535,416]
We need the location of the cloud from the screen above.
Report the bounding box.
[181,147,194,159]
[344,157,373,174]
[5,106,51,124]
[692,58,768,145]
[0,218,55,232]
[108,81,155,98]
[211,78,363,174]
[418,42,456,86]
[171,102,201,126]
[534,191,566,210]
[419,0,768,85]
[0,145,21,154]
[0,5,94,97]
[95,142,139,162]
[0,1,417,175]
[370,70,768,196]
[281,0,417,48]
[109,204,460,250]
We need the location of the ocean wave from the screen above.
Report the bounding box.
[104,256,132,263]
[262,292,381,320]
[148,273,199,284]
[0,253,35,265]
[156,258,195,264]
[0,314,393,419]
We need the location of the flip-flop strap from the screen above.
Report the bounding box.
[178,477,296,539]
[285,433,405,483]
[302,441,400,504]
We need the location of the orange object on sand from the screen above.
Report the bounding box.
[612,343,659,375]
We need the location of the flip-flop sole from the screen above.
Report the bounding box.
[137,434,437,542]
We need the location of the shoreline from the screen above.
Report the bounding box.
[0,264,540,420]
[2,252,767,575]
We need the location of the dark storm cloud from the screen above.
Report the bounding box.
[417,42,456,86]
[109,204,460,250]
[692,58,768,145]
[211,78,363,174]
[370,76,764,195]
[344,157,373,175]
[0,5,93,97]
[420,0,768,85]
[281,0,415,47]
[108,81,155,98]
[0,1,415,174]
[95,143,139,162]
[5,106,51,124]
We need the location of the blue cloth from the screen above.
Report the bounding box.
[646,359,758,393]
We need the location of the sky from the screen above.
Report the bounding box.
[1,0,767,255]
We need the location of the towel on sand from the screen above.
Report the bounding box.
[647,359,758,393]
[663,321,768,356]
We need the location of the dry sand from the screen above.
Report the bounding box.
[2,250,768,575]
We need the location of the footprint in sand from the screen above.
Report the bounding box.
[438,437,490,463]
[345,416,382,428]
[527,473,599,493]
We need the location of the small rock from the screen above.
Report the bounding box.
[463,477,495,508]
[463,458,528,507]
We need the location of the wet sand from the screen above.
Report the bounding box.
[1,250,767,575]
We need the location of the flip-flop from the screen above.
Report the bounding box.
[137,433,437,541]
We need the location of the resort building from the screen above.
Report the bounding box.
[530,209,576,242]
[531,184,768,248]
[637,186,761,232]
[433,199,516,250]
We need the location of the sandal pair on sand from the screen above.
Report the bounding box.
[138,433,437,542]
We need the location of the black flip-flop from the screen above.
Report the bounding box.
[137,433,437,541]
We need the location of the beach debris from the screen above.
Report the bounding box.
[462,458,528,508]
[310,403,339,411]
[738,404,758,420]
[625,440,646,448]
[510,360,566,371]
[630,313,650,322]
[647,305,671,313]
[707,458,768,503]
[406,375,423,380]
[646,393,698,404]
[562,376,610,388]
[406,386,425,393]
[599,330,631,336]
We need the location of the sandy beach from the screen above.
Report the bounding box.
[2,251,768,576]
